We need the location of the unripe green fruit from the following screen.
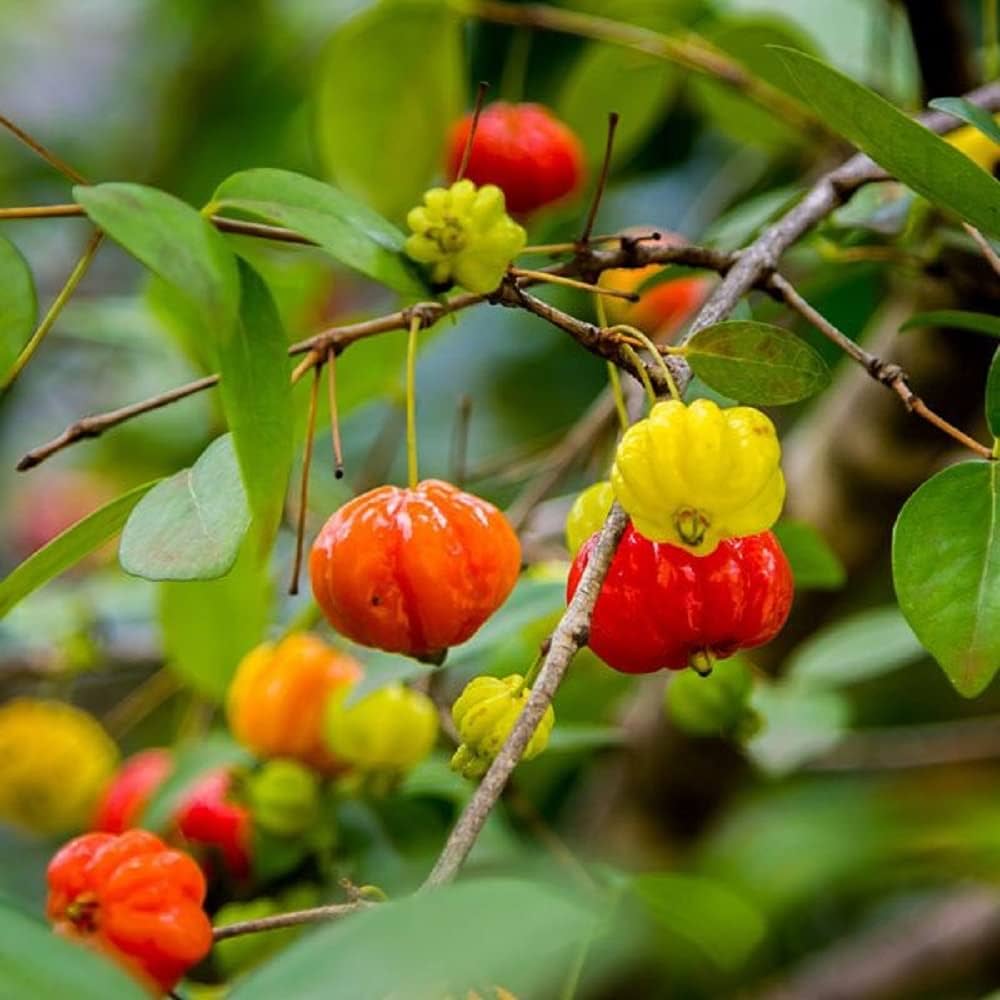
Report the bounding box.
[565,481,614,556]
[664,657,757,737]
[246,759,320,837]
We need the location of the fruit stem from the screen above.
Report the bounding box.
[523,647,546,689]
[289,363,322,595]
[326,348,345,479]
[509,267,637,300]
[620,344,656,408]
[456,81,490,182]
[616,325,681,401]
[578,111,618,246]
[406,313,421,489]
[595,294,630,433]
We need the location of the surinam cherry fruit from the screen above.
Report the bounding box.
[94,749,173,834]
[47,829,213,994]
[450,674,554,780]
[445,102,585,215]
[946,113,1000,175]
[310,480,521,661]
[567,526,793,675]
[324,683,438,779]
[404,179,526,293]
[598,231,712,338]
[174,769,253,880]
[245,759,321,838]
[227,632,361,774]
[0,699,118,837]
[611,398,785,555]
[565,480,614,557]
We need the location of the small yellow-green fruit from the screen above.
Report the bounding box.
[565,481,614,556]
[665,657,758,738]
[245,759,321,837]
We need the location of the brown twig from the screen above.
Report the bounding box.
[289,364,321,595]
[962,222,1000,278]
[458,0,819,135]
[456,81,490,182]
[579,112,618,245]
[0,112,88,184]
[213,901,369,942]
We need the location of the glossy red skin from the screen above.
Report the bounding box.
[445,102,585,215]
[567,527,793,674]
[310,479,521,658]
[174,770,252,881]
[47,829,212,993]
[93,749,172,834]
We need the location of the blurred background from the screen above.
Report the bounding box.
[2,1,1000,997]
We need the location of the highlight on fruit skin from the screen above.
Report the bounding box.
[310,479,521,661]
[404,179,526,293]
[324,683,439,777]
[567,526,794,675]
[611,398,785,555]
[565,480,614,557]
[227,632,361,774]
[450,674,554,780]
[445,101,585,215]
[0,698,118,837]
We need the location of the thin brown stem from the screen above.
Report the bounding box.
[289,364,322,595]
[0,203,84,220]
[327,349,345,479]
[3,229,104,392]
[962,222,1000,278]
[213,902,369,941]
[579,112,618,245]
[456,81,490,182]
[0,113,88,184]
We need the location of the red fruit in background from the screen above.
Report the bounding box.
[567,526,793,674]
[445,102,585,215]
[174,770,252,881]
[310,479,521,660]
[93,749,172,834]
[47,829,213,994]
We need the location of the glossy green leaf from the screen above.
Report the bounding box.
[158,542,269,699]
[787,606,923,690]
[219,262,294,557]
[120,435,249,581]
[684,321,830,404]
[314,0,464,222]
[141,733,252,831]
[0,481,157,618]
[0,233,36,377]
[558,36,678,168]
[772,520,846,590]
[0,900,147,1000]
[775,48,1000,239]
[73,182,239,332]
[899,309,1000,339]
[631,873,765,970]
[212,168,428,297]
[929,97,1000,146]
[988,348,1000,439]
[892,461,1000,697]
[232,878,598,999]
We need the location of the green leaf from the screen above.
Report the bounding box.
[546,724,624,754]
[631,873,765,971]
[120,435,250,581]
[141,733,252,831]
[772,520,846,590]
[684,321,830,404]
[748,683,850,774]
[0,233,36,377]
[0,900,147,1000]
[212,168,428,297]
[0,481,156,617]
[314,0,464,222]
[158,542,269,699]
[73,182,239,332]
[232,878,599,999]
[892,461,1000,697]
[558,38,678,168]
[787,606,924,690]
[900,309,1000,338]
[774,48,1000,239]
[988,348,1000,439]
[220,262,294,557]
[929,97,1000,146]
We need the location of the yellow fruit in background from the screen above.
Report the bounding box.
[565,481,614,556]
[0,699,118,836]
[946,115,1000,175]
